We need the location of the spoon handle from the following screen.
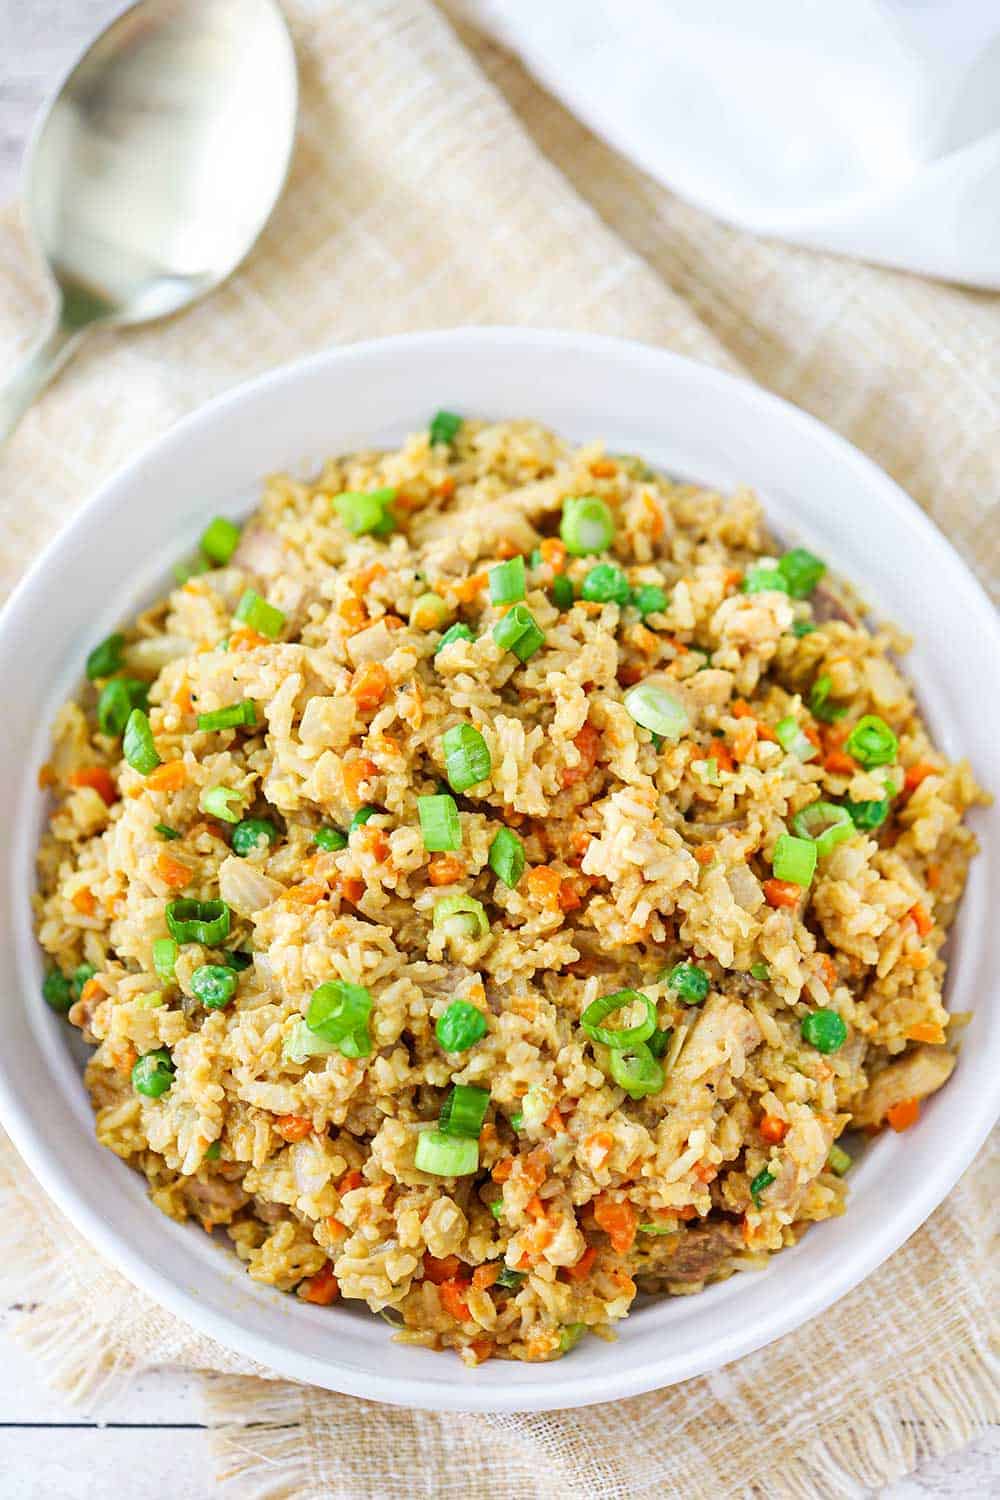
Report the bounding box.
[0,313,87,443]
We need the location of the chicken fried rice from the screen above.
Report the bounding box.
[35,415,985,1365]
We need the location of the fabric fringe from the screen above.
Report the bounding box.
[207,1378,313,1500]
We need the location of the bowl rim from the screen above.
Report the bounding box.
[0,326,997,1412]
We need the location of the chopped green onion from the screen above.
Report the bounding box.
[509,1111,524,1131]
[843,796,891,830]
[551,574,575,610]
[827,1143,853,1176]
[742,564,787,594]
[191,964,238,1010]
[282,1019,341,1064]
[42,968,73,1013]
[632,583,669,617]
[154,823,181,841]
[439,1082,490,1137]
[489,1199,504,1220]
[307,980,372,1055]
[493,604,545,662]
[132,1048,175,1098]
[771,832,817,887]
[197,700,257,732]
[608,1041,664,1099]
[333,488,396,536]
[488,826,525,887]
[435,1001,488,1053]
[165,899,231,946]
[429,410,462,447]
[646,1026,673,1059]
[410,592,450,630]
[800,1008,847,1053]
[775,715,819,762]
[86,633,124,681]
[435,623,475,655]
[314,826,348,851]
[495,1266,525,1290]
[200,516,241,565]
[415,1129,478,1176]
[432,893,489,940]
[791,801,854,858]
[560,496,615,556]
[134,989,164,1010]
[750,1168,774,1206]
[224,950,252,971]
[638,1220,676,1235]
[152,937,178,980]
[844,715,898,768]
[204,1141,222,1161]
[623,681,689,740]
[123,709,161,775]
[418,794,462,852]
[232,818,278,855]
[442,723,492,792]
[581,989,656,1047]
[691,758,720,785]
[581,563,630,605]
[97,677,149,738]
[234,589,285,640]
[809,675,845,723]
[174,558,209,585]
[665,962,710,1004]
[778,548,826,599]
[200,786,245,824]
[71,962,96,999]
[792,620,817,637]
[750,962,770,982]
[559,1323,587,1354]
[348,806,377,836]
[489,555,526,605]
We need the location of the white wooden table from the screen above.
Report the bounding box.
[1,3,996,1493]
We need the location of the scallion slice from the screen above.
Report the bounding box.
[551,573,575,610]
[418,793,462,852]
[200,786,246,824]
[844,715,898,768]
[560,496,615,556]
[771,833,817,887]
[827,1144,853,1176]
[165,899,231,946]
[442,723,492,792]
[608,1041,664,1099]
[234,589,285,640]
[98,677,149,738]
[86,633,124,681]
[775,715,819,762]
[435,623,474,655]
[306,980,373,1054]
[492,604,544,662]
[489,555,526,605]
[432,894,488,941]
[623,681,689,741]
[439,1083,490,1137]
[742,564,787,595]
[791,800,854,857]
[200,516,241,565]
[581,989,656,1048]
[415,1129,478,1176]
[750,1168,775,1206]
[123,709,161,776]
[333,488,396,536]
[197,700,257,732]
[809,674,845,723]
[778,548,826,599]
[429,410,462,447]
[152,937,178,980]
[488,827,525,887]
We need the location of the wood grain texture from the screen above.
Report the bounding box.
[0,1,995,1494]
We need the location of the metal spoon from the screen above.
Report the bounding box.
[0,0,298,442]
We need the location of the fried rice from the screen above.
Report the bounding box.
[34,417,986,1365]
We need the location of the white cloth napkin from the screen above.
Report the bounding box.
[455,0,1000,288]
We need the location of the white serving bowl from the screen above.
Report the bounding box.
[0,329,996,1412]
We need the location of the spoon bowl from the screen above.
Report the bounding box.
[2,0,297,439]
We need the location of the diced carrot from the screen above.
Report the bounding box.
[72,888,96,915]
[495,538,519,560]
[383,614,404,630]
[903,762,938,795]
[436,476,456,500]
[564,1245,597,1282]
[545,1105,566,1134]
[342,757,377,806]
[156,851,193,890]
[723,568,743,590]
[693,1162,718,1184]
[324,1217,348,1242]
[114,1043,138,1076]
[593,1197,638,1255]
[731,700,754,719]
[520,1221,554,1264]
[539,537,567,571]
[520,1146,550,1190]
[276,1115,312,1143]
[925,863,942,891]
[694,845,715,866]
[561,720,600,788]
[471,1263,500,1292]
[492,1157,514,1183]
[803,724,822,750]
[423,1253,461,1284]
[299,1263,339,1305]
[817,953,838,989]
[589,458,618,478]
[905,1022,946,1045]
[352,561,386,595]
[339,596,367,629]
[526,865,562,906]
[339,876,365,905]
[170,683,193,716]
[558,879,582,912]
[585,1130,614,1168]
[525,1194,547,1221]
[350,662,391,711]
[357,828,389,863]
[338,1169,364,1193]
[37,762,56,790]
[438,1279,471,1321]
[468,1338,494,1364]
[80,977,102,1004]
[68,766,119,806]
[146,760,187,792]
[678,1204,699,1221]
[908,903,933,937]
[763,878,802,909]
[449,572,487,604]
[755,720,778,743]
[824,750,857,775]
[886,1098,921,1132]
[759,1114,788,1144]
[905,951,931,970]
[228,626,267,652]
[428,854,465,886]
[642,494,665,538]
[618,663,643,687]
[286,881,326,905]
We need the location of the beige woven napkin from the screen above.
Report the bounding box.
[0,1,996,1495]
